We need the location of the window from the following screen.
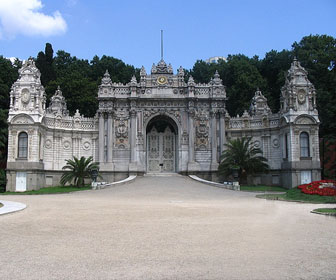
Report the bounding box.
[300,132,310,157]
[18,132,28,158]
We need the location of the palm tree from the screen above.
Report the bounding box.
[218,137,269,183]
[60,156,99,188]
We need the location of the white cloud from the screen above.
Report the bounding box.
[0,0,67,39]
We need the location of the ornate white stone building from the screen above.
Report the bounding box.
[6,58,320,191]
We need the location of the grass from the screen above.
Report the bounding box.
[0,202,3,208]
[1,185,91,195]
[240,185,287,192]
[257,188,336,204]
[312,208,336,214]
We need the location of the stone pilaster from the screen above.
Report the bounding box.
[130,110,137,162]
[188,113,195,162]
[211,112,218,170]
[128,109,138,173]
[187,107,200,172]
[98,112,104,163]
[107,113,113,162]
[219,112,226,155]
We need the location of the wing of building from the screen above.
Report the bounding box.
[6,58,320,191]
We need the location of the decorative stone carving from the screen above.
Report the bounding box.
[151,59,173,74]
[178,66,184,76]
[297,89,306,104]
[254,140,261,148]
[83,141,91,151]
[272,138,280,148]
[181,130,189,145]
[249,89,271,116]
[143,108,181,125]
[12,115,34,124]
[8,57,46,117]
[21,88,30,104]
[115,119,129,148]
[295,116,315,125]
[63,141,71,150]
[280,58,316,114]
[45,139,52,149]
[101,70,112,86]
[136,132,144,145]
[47,86,69,116]
[195,110,209,150]
[188,76,195,86]
[140,66,146,77]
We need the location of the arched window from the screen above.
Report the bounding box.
[300,132,310,157]
[18,132,28,158]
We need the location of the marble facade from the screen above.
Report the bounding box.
[6,58,320,191]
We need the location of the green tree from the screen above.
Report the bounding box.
[60,156,99,188]
[89,55,138,83]
[223,55,267,116]
[190,60,215,83]
[0,169,5,192]
[0,56,20,163]
[48,50,98,116]
[35,43,56,86]
[218,137,269,183]
[259,49,293,111]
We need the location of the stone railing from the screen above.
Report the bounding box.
[195,86,211,96]
[44,115,97,131]
[228,115,280,130]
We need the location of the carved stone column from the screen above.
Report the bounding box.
[107,113,113,162]
[98,112,104,163]
[219,111,226,155]
[130,110,137,162]
[188,113,195,162]
[128,109,138,173]
[211,112,217,165]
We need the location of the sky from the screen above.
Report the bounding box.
[0,0,335,71]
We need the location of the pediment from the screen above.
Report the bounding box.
[294,116,316,125]
[11,114,34,124]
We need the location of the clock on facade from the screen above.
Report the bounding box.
[157,76,168,85]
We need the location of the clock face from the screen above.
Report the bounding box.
[157,76,168,85]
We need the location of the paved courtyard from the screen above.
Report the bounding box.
[1,175,335,280]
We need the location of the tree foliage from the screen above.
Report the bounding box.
[0,56,20,160]
[218,137,269,183]
[35,43,56,87]
[60,156,99,188]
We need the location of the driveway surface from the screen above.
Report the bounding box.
[1,175,335,280]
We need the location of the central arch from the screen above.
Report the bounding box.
[146,115,178,173]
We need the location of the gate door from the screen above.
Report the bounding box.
[147,126,175,172]
[16,172,27,192]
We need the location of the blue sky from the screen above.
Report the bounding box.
[0,0,335,71]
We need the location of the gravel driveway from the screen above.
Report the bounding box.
[1,174,335,280]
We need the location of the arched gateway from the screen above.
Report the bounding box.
[94,58,227,177]
[146,115,178,173]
